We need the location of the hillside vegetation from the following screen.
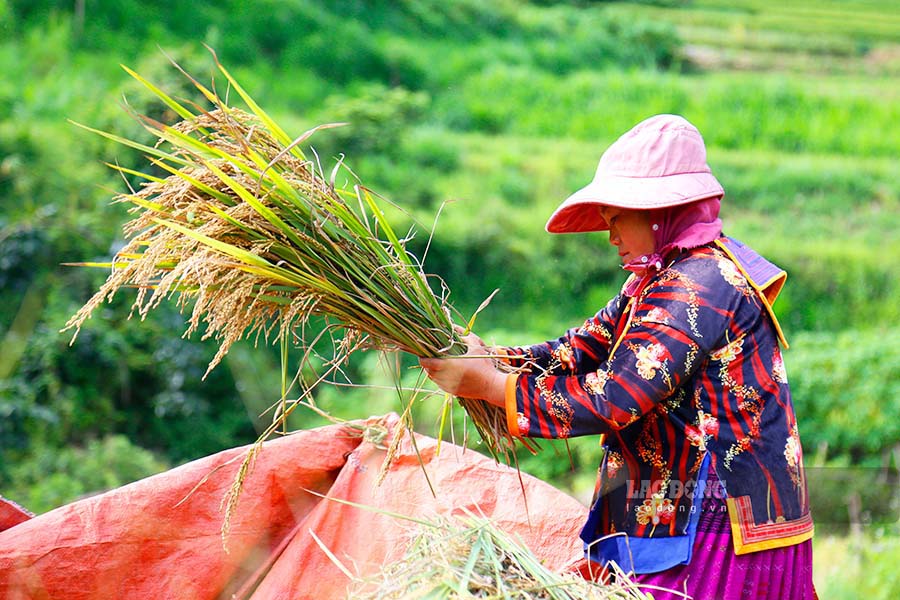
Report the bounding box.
[1,2,898,594]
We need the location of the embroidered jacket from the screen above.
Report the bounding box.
[500,238,813,557]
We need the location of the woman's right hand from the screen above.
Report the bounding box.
[419,327,508,408]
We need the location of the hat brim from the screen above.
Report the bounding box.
[545,172,724,234]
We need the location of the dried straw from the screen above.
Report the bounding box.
[345,512,654,599]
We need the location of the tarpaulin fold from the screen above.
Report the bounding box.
[0,413,588,599]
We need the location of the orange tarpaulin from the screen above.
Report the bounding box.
[0,414,589,599]
[0,498,30,534]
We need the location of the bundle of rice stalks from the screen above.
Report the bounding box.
[62,51,513,458]
[345,513,653,599]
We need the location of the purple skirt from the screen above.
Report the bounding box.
[632,470,816,600]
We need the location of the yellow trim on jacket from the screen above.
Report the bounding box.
[714,239,789,349]
[726,496,815,554]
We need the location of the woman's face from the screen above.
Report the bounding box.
[599,206,656,265]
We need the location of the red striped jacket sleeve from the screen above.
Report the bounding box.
[511,266,736,439]
[497,293,624,375]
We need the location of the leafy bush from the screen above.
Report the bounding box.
[0,277,258,462]
[773,243,900,332]
[311,84,430,158]
[5,435,169,514]
[788,328,900,461]
[345,126,462,210]
[815,529,900,599]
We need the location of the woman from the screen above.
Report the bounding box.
[420,115,816,599]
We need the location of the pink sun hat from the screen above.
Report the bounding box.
[545,114,725,233]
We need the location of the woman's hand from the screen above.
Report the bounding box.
[419,329,508,408]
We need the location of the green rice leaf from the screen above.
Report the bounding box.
[357,186,412,267]
[151,217,273,268]
[204,204,265,239]
[148,157,235,205]
[68,120,192,168]
[201,160,308,250]
[104,162,167,184]
[61,261,129,269]
[207,45,293,149]
[121,64,199,123]
[117,194,167,213]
